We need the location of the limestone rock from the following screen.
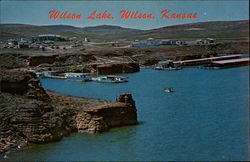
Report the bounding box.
[95,62,140,74]
[0,69,138,154]
[76,93,138,133]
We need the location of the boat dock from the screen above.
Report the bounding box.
[209,57,249,68]
[65,78,91,82]
[174,54,242,66]
[92,75,128,83]
[45,75,66,79]
[33,71,129,83]
[64,73,92,78]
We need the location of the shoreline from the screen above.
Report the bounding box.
[1,67,247,161]
[0,39,249,158]
[0,69,138,155]
[0,41,249,71]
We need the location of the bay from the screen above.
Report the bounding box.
[8,66,249,161]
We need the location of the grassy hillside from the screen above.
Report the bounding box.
[0,24,85,40]
[0,24,141,41]
[0,20,249,41]
[135,20,249,40]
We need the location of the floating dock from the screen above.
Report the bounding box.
[209,57,249,68]
[65,78,92,82]
[174,54,242,66]
[46,76,66,79]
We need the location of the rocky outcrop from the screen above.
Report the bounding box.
[0,92,76,154]
[76,93,138,133]
[29,55,57,66]
[49,65,91,73]
[9,100,72,143]
[95,62,140,74]
[0,69,138,153]
[142,58,159,66]
[0,53,29,69]
[0,69,50,100]
[0,70,74,147]
[29,54,96,67]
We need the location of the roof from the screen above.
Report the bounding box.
[212,57,249,64]
[38,34,63,37]
[174,54,242,64]
[106,75,128,79]
[65,73,92,75]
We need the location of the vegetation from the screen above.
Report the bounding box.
[0,20,248,41]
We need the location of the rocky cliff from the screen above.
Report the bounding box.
[29,55,57,66]
[0,69,138,153]
[95,62,140,74]
[0,69,74,153]
[29,53,96,67]
[76,93,137,133]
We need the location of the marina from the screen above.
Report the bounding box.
[154,60,182,70]
[173,54,242,67]
[65,73,93,81]
[33,71,129,83]
[200,57,249,69]
[152,54,248,70]
[30,54,249,82]
[92,75,128,83]
[209,57,249,68]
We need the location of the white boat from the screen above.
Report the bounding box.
[94,75,128,83]
[164,88,174,93]
[65,73,92,81]
[154,60,182,70]
[35,72,45,78]
[154,66,164,70]
[154,66,182,70]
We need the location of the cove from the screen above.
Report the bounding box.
[7,67,249,161]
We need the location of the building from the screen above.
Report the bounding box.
[131,39,161,47]
[84,37,90,42]
[161,40,177,45]
[196,38,215,45]
[161,40,186,45]
[132,38,187,47]
[18,43,29,48]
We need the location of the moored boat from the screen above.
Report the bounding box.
[93,75,128,83]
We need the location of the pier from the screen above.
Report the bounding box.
[209,57,249,68]
[46,76,66,79]
[174,54,242,66]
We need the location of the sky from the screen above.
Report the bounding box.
[0,0,249,30]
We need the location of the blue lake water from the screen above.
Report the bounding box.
[8,67,249,161]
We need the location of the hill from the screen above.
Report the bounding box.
[44,24,141,35]
[0,24,141,41]
[137,20,249,40]
[0,24,75,40]
[81,25,141,35]
[43,25,84,33]
[0,20,249,41]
